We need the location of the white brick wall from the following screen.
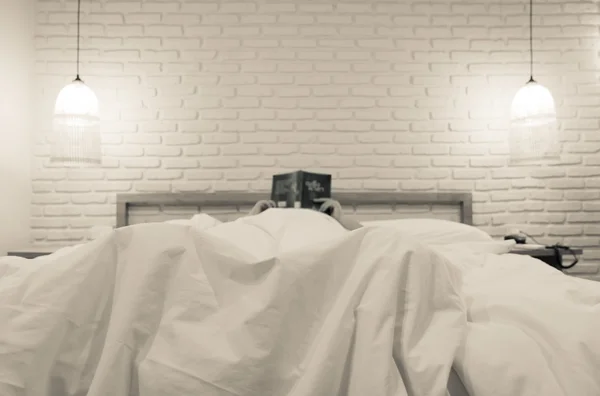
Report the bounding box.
[33,0,600,280]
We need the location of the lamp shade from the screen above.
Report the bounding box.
[510,81,556,128]
[509,81,559,162]
[51,79,101,165]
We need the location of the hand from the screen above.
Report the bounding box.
[313,198,343,221]
[249,200,277,215]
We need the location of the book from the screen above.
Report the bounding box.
[270,170,332,209]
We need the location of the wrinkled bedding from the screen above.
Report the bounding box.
[451,250,600,396]
[0,209,599,396]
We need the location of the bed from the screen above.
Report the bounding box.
[116,191,474,396]
[1,191,599,396]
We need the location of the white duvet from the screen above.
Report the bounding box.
[0,209,599,396]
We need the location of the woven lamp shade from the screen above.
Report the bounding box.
[51,79,101,165]
[509,81,559,162]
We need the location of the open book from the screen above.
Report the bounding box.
[270,170,332,210]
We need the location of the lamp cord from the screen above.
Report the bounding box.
[75,0,81,81]
[528,0,534,82]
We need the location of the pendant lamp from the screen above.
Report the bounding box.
[51,0,101,165]
[509,0,559,162]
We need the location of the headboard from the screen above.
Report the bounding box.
[116,191,473,227]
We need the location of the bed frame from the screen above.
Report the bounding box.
[116,191,473,228]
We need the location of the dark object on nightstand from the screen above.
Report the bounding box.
[7,248,55,259]
[504,234,527,244]
[511,246,582,271]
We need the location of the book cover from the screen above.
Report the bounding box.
[271,170,332,209]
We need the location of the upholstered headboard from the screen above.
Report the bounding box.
[115,191,473,227]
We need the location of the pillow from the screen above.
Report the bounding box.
[360,218,492,245]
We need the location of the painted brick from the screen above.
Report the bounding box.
[582,202,600,212]
[172,182,212,193]
[32,183,53,193]
[105,170,144,181]
[241,133,279,144]
[279,156,318,168]
[67,170,105,181]
[45,230,87,242]
[489,191,528,202]
[338,145,375,155]
[248,180,272,191]
[239,158,277,168]
[469,157,507,168]
[44,205,82,217]
[317,157,354,168]
[546,202,583,212]
[185,146,220,157]
[213,181,252,192]
[199,158,238,169]
[70,195,108,204]
[530,191,564,201]
[432,158,469,168]
[511,179,546,189]
[529,212,567,226]
[586,179,600,189]
[438,181,475,191]
[202,133,239,145]
[162,158,199,169]
[413,145,449,155]
[95,183,133,193]
[162,135,200,146]
[70,217,115,229]
[377,169,415,180]
[145,170,183,181]
[475,180,512,191]
[54,183,92,193]
[452,169,487,180]
[568,167,600,178]
[121,158,162,169]
[32,171,67,181]
[416,169,450,180]
[32,194,70,205]
[224,170,262,181]
[216,121,253,133]
[548,226,584,236]
[565,191,600,201]
[134,182,172,193]
[400,181,437,191]
[491,169,528,179]
[300,145,336,155]
[546,179,586,190]
[296,121,334,132]
[186,170,223,180]
[363,180,399,190]
[530,168,567,178]
[31,218,70,229]
[145,147,182,157]
[354,157,394,168]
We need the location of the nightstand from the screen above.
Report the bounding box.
[6,247,56,259]
[511,245,582,271]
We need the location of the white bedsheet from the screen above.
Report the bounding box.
[1,210,599,396]
[0,210,465,396]
[452,251,600,396]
